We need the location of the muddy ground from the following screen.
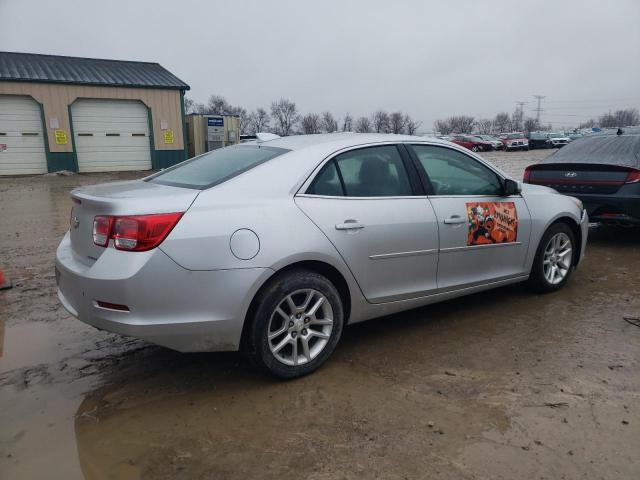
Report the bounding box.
[1,149,639,479]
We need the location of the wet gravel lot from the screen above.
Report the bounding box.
[1,149,639,479]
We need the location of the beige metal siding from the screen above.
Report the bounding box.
[0,81,184,153]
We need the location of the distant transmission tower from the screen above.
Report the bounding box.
[533,95,545,124]
[515,101,527,130]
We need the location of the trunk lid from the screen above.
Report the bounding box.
[525,163,632,195]
[69,180,199,265]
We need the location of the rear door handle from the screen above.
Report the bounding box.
[443,215,466,225]
[335,220,365,230]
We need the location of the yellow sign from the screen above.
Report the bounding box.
[163,129,174,144]
[54,129,68,145]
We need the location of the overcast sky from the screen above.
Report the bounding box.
[2,0,639,129]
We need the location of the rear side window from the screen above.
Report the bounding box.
[148,145,289,189]
[307,161,343,196]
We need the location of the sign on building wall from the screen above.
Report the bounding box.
[54,129,68,145]
[164,129,174,144]
[207,116,225,142]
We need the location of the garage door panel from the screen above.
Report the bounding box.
[0,96,47,175]
[72,100,151,172]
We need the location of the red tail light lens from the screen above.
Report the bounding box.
[523,166,532,183]
[93,216,112,247]
[92,213,183,251]
[625,169,640,184]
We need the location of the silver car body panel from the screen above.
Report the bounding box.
[55,133,588,352]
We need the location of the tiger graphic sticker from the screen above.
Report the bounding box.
[466,202,518,246]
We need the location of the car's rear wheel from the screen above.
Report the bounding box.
[247,269,344,378]
[527,222,576,293]
[472,145,480,152]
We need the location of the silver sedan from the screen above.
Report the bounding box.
[56,133,589,377]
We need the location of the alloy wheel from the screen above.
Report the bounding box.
[267,289,334,366]
[543,232,572,285]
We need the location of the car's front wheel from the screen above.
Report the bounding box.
[246,269,344,378]
[527,222,576,293]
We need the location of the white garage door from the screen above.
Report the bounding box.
[0,95,47,175]
[71,99,152,172]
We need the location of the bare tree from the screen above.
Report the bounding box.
[578,118,596,129]
[475,118,493,134]
[250,107,270,133]
[447,115,475,134]
[207,95,233,114]
[355,116,372,133]
[184,96,206,114]
[404,115,421,135]
[434,119,453,134]
[600,108,640,128]
[373,110,390,133]
[342,113,353,132]
[270,98,299,136]
[493,112,511,133]
[300,113,322,134]
[321,111,338,132]
[523,117,540,133]
[389,112,406,134]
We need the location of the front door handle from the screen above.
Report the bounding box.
[443,215,466,225]
[335,220,365,230]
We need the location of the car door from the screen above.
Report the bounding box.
[408,144,531,291]
[295,144,440,304]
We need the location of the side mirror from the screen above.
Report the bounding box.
[503,178,521,196]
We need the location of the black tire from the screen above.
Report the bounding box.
[527,222,576,293]
[246,269,344,379]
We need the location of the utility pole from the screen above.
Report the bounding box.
[533,95,545,124]
[515,101,527,131]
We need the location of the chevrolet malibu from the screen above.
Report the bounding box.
[56,133,588,378]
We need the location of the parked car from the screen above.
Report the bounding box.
[523,127,640,225]
[547,132,571,148]
[56,133,588,378]
[451,134,494,152]
[528,131,553,149]
[499,133,529,151]
[566,132,584,141]
[474,134,504,150]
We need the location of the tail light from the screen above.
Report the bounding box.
[523,166,532,183]
[625,169,640,184]
[92,213,183,251]
[93,215,112,247]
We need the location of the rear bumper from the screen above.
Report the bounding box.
[574,193,640,224]
[55,232,273,352]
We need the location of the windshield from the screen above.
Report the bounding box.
[548,132,564,138]
[147,145,289,189]
[506,133,523,139]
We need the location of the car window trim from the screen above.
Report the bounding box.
[406,143,512,197]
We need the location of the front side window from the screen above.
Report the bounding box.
[411,145,503,196]
[307,145,413,197]
[148,145,289,189]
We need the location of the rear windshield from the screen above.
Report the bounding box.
[541,134,640,168]
[147,145,289,189]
